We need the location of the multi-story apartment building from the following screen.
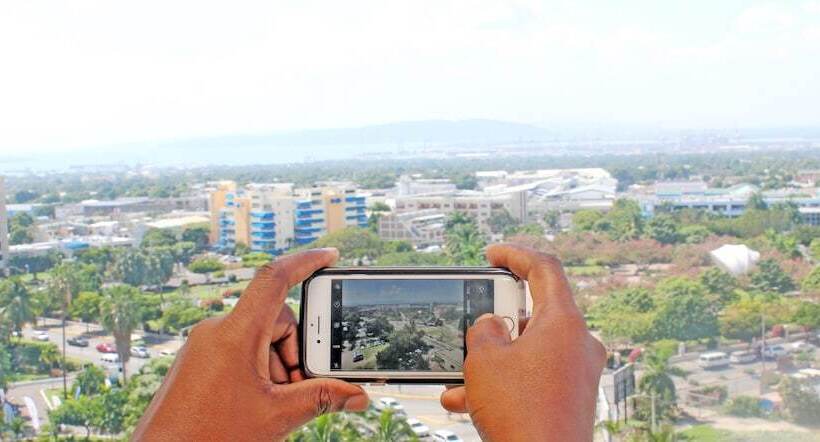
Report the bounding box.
[210,181,366,252]
[0,177,9,275]
[294,185,368,245]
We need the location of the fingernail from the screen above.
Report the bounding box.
[343,394,369,412]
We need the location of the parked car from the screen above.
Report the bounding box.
[406,418,430,438]
[432,430,462,442]
[159,349,177,357]
[762,344,788,360]
[131,346,150,358]
[96,342,117,353]
[375,397,406,416]
[101,353,120,364]
[787,341,815,353]
[33,330,50,341]
[67,337,89,347]
[729,350,757,364]
[698,352,730,369]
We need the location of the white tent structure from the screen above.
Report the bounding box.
[709,244,760,276]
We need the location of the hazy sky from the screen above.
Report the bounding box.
[342,280,463,306]
[2,0,820,154]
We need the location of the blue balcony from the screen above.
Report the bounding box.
[295,218,324,227]
[296,227,323,234]
[296,208,324,218]
[251,231,276,239]
[296,201,313,209]
[250,221,275,230]
[345,206,366,212]
[251,211,275,220]
[295,237,317,245]
[345,196,366,203]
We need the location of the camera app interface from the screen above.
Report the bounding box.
[330,279,494,372]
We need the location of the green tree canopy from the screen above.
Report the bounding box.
[750,259,796,293]
[140,228,178,248]
[100,285,144,381]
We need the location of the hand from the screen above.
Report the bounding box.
[133,248,369,441]
[440,244,606,441]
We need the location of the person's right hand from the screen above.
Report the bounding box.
[440,244,606,441]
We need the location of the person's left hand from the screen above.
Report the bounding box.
[133,248,369,441]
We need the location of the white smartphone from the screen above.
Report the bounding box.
[300,267,527,383]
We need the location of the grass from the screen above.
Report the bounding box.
[167,280,250,300]
[679,425,820,442]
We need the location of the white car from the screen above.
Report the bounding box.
[32,330,49,341]
[376,397,406,416]
[432,430,463,442]
[787,341,815,353]
[729,350,757,364]
[159,349,177,357]
[406,418,430,438]
[762,344,788,360]
[101,353,120,364]
[698,352,730,369]
[131,346,150,358]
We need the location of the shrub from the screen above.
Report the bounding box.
[723,396,764,417]
[222,289,242,298]
[188,257,225,274]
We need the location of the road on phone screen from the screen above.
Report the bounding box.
[364,384,481,441]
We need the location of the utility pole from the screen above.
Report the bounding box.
[650,391,657,434]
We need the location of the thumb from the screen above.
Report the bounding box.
[277,378,370,425]
[466,314,512,351]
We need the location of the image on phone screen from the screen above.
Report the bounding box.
[329,279,494,372]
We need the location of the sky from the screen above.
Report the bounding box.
[2,0,820,155]
[342,280,463,306]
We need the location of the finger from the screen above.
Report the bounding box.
[232,247,338,332]
[440,386,467,413]
[486,243,574,313]
[269,349,289,384]
[271,307,303,382]
[466,314,511,351]
[276,378,369,427]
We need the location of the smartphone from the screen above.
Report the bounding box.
[300,267,526,383]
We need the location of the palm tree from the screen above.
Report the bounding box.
[289,413,357,442]
[48,262,80,397]
[370,410,416,442]
[637,350,686,419]
[100,285,143,383]
[444,217,486,266]
[0,278,34,339]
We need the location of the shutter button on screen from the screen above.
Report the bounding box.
[502,316,515,333]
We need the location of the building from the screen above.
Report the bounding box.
[800,207,820,226]
[209,181,364,253]
[210,182,296,255]
[397,175,457,196]
[378,209,446,248]
[0,177,8,275]
[636,182,820,218]
[294,185,368,245]
[394,187,527,233]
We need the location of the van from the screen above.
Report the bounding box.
[101,353,120,364]
[698,352,730,369]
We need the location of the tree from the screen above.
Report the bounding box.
[604,199,644,241]
[181,225,210,251]
[652,278,718,341]
[188,257,225,274]
[444,216,486,266]
[544,210,561,231]
[141,228,177,248]
[801,266,820,293]
[113,249,150,286]
[8,213,35,245]
[371,410,416,442]
[792,301,820,329]
[155,301,207,333]
[310,227,388,260]
[73,364,107,397]
[699,268,737,306]
[242,252,273,268]
[506,223,545,237]
[453,173,477,190]
[750,259,796,293]
[645,214,679,244]
[49,395,101,439]
[779,377,820,425]
[679,224,710,244]
[70,291,103,328]
[13,189,38,203]
[0,278,34,336]
[487,209,519,235]
[572,210,603,232]
[810,239,820,261]
[100,285,143,382]
[8,251,60,279]
[747,192,767,211]
[591,288,656,345]
[637,349,686,419]
[369,201,391,213]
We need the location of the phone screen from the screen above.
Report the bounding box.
[329,279,494,372]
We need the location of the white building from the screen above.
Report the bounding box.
[394,187,527,233]
[397,175,457,196]
[378,210,447,248]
